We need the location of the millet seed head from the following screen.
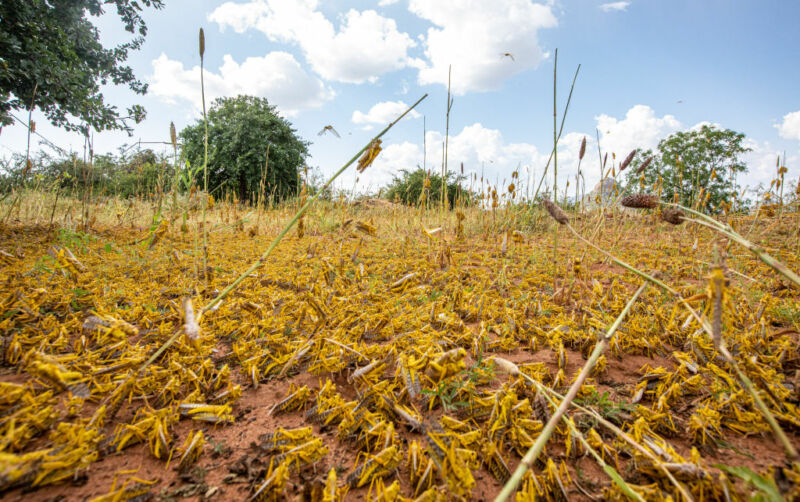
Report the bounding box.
[543,199,569,225]
[661,207,685,225]
[621,194,659,209]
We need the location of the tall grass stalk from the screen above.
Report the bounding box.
[531,62,580,203]
[170,122,179,219]
[551,50,559,287]
[199,27,209,291]
[442,65,453,213]
[495,283,648,502]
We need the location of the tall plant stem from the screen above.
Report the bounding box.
[531,62,580,202]
[495,283,647,502]
[442,65,452,213]
[551,50,559,287]
[199,28,209,293]
[552,49,558,204]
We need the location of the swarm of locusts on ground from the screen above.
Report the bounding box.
[3,42,800,502]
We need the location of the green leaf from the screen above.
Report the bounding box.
[714,465,782,502]
[603,465,645,502]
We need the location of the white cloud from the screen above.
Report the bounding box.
[408,0,557,94]
[378,0,400,5]
[776,110,800,141]
[352,100,421,127]
[149,52,333,116]
[596,105,681,158]
[740,138,800,193]
[209,1,415,83]
[599,2,630,12]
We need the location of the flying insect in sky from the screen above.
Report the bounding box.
[318,125,341,138]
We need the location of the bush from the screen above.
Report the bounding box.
[383,168,473,208]
[180,95,309,203]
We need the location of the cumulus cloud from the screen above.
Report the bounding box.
[408,0,557,94]
[599,2,630,12]
[596,105,681,157]
[776,110,800,141]
[149,52,333,116]
[209,0,415,83]
[352,100,421,128]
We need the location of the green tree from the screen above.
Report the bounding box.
[383,168,472,208]
[179,96,309,202]
[623,125,750,212]
[0,0,163,134]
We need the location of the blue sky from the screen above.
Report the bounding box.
[2,0,799,195]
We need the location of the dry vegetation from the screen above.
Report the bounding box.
[1,187,800,501]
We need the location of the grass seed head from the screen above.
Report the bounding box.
[542,199,569,225]
[198,28,205,58]
[579,137,586,160]
[621,194,659,209]
[619,149,637,172]
[170,122,177,148]
[661,207,685,225]
[636,156,653,174]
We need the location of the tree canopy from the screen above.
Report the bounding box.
[0,0,163,134]
[179,95,309,202]
[623,125,750,212]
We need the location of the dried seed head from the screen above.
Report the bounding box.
[621,194,659,209]
[170,122,177,148]
[542,199,569,225]
[578,137,586,160]
[619,149,637,172]
[636,156,653,174]
[661,207,685,225]
[199,28,205,58]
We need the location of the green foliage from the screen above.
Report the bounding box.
[31,149,169,198]
[714,465,783,501]
[57,228,92,252]
[0,0,163,134]
[179,96,309,202]
[623,125,750,212]
[383,168,472,208]
[575,388,633,425]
